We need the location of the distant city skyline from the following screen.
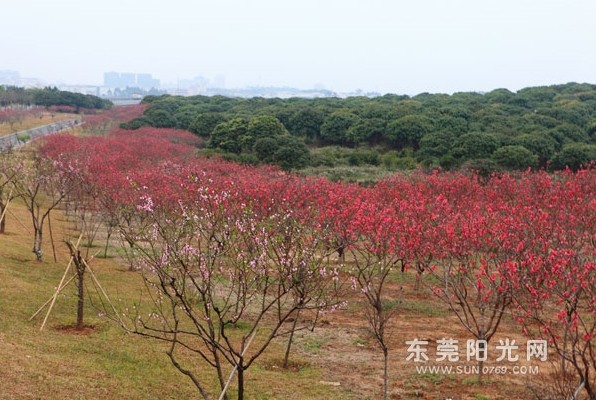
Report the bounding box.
[0,68,339,94]
[0,68,343,99]
[2,0,595,96]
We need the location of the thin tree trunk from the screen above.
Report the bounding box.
[581,377,592,400]
[103,229,112,258]
[214,350,228,400]
[76,262,85,330]
[48,211,57,262]
[0,189,14,234]
[0,205,5,234]
[33,227,43,262]
[477,331,486,383]
[126,239,136,270]
[414,262,424,291]
[477,338,487,383]
[561,308,573,374]
[66,241,85,330]
[237,361,244,400]
[414,274,421,291]
[283,309,300,368]
[383,347,389,400]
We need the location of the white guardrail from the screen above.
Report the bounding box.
[0,119,82,152]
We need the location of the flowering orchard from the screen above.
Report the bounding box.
[78,104,146,135]
[0,106,45,133]
[36,125,595,399]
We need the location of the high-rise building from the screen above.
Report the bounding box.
[137,73,160,89]
[120,73,136,87]
[103,71,121,87]
[103,71,160,89]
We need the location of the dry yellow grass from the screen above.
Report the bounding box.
[0,113,77,137]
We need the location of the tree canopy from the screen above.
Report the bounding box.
[120,82,596,172]
[0,86,112,110]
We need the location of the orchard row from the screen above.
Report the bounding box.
[1,121,593,398]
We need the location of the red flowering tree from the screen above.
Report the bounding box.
[40,127,199,259]
[509,169,596,398]
[425,173,518,381]
[345,190,405,400]
[81,104,146,135]
[316,181,365,263]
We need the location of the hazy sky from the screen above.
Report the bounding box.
[2,0,595,94]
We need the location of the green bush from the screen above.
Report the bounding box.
[347,149,380,166]
[492,145,539,169]
[550,143,596,171]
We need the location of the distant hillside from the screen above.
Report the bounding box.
[121,82,596,173]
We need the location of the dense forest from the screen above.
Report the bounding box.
[0,86,112,111]
[122,82,596,174]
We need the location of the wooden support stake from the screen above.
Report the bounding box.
[0,188,13,230]
[39,258,73,331]
[38,234,83,331]
[218,330,257,400]
[83,258,128,329]
[29,275,76,321]
[7,207,30,234]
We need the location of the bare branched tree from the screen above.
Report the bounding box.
[113,190,342,400]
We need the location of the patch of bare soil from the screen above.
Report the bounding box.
[263,359,308,373]
[282,281,541,400]
[53,324,97,335]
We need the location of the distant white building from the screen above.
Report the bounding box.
[58,84,100,96]
[0,71,44,88]
[103,71,160,89]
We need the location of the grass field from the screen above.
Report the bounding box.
[0,201,355,400]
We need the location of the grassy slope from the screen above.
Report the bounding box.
[0,114,77,137]
[0,200,350,400]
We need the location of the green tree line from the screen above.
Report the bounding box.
[0,86,112,111]
[121,83,596,172]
